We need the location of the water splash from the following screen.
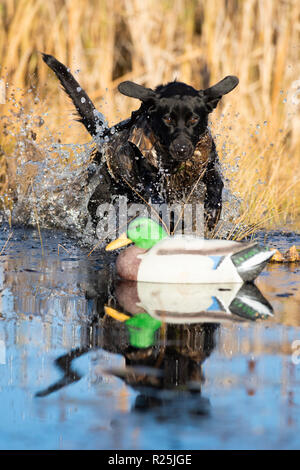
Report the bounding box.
[2,92,243,246]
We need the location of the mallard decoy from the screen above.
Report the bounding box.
[106,218,275,284]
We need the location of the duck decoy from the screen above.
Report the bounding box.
[106,217,275,284]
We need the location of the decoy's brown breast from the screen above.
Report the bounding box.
[116,245,147,281]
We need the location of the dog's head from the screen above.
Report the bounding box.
[118,76,238,172]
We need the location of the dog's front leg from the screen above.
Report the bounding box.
[203,158,224,232]
[118,142,164,204]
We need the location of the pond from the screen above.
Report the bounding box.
[0,225,300,450]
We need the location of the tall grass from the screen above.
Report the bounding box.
[0,0,299,230]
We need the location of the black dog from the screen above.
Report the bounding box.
[42,54,238,233]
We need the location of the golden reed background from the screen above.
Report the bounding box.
[0,0,299,230]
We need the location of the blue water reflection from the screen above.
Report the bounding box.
[0,227,300,449]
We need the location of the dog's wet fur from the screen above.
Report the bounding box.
[42,53,238,232]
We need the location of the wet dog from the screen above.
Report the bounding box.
[42,54,238,233]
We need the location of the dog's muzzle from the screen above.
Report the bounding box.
[169,137,194,162]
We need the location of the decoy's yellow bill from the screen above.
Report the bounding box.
[104,305,130,322]
[105,232,133,251]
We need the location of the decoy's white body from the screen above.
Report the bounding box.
[134,236,275,284]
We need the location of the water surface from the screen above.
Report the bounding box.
[0,226,300,450]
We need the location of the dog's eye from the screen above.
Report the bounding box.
[163,116,173,125]
[187,116,199,126]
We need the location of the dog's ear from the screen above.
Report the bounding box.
[118,81,156,102]
[202,76,239,112]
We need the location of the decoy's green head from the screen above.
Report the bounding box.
[106,217,168,251]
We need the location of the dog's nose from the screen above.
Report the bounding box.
[175,144,188,155]
[170,140,194,160]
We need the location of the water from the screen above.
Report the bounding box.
[0,225,300,449]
